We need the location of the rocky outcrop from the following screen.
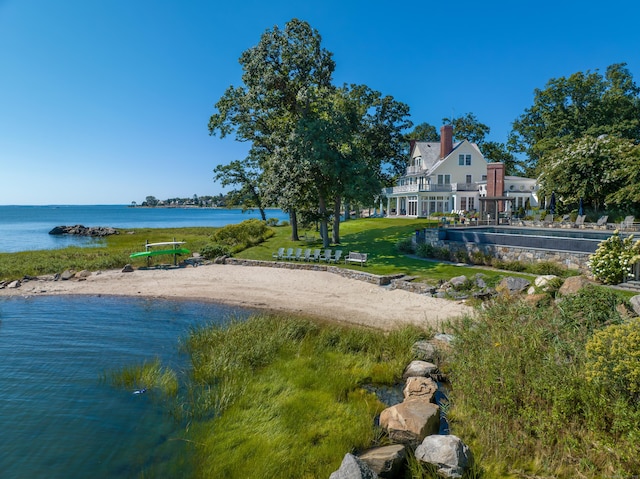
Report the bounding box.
[496,276,531,295]
[402,360,439,381]
[49,225,118,237]
[414,434,473,479]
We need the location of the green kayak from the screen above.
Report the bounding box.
[129,248,191,258]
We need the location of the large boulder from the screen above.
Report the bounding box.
[403,377,438,402]
[411,340,437,362]
[358,444,406,478]
[496,276,531,295]
[379,400,440,447]
[414,434,473,479]
[558,275,591,296]
[402,360,439,380]
[329,453,379,479]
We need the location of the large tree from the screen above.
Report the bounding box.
[209,19,410,246]
[208,19,335,240]
[508,63,640,176]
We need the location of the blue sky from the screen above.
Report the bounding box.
[1,0,639,205]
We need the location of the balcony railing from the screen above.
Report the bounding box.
[383,182,482,195]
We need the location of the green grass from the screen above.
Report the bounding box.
[238,217,524,284]
[179,314,427,479]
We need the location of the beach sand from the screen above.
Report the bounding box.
[1,264,473,330]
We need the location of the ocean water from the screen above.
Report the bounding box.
[0,295,252,479]
[0,205,289,253]
[0,206,279,477]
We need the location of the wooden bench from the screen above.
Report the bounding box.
[345,252,368,266]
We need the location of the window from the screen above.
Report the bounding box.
[458,154,464,165]
[481,175,487,181]
[461,197,467,210]
[466,175,472,184]
[468,197,475,210]
[437,174,451,185]
[465,154,471,165]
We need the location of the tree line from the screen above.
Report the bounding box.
[210,18,640,242]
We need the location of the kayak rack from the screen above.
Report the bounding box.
[129,239,190,266]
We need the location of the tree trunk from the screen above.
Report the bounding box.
[259,207,267,221]
[343,201,350,222]
[332,196,341,244]
[318,195,330,248]
[289,210,299,241]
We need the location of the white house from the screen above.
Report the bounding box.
[382,125,539,218]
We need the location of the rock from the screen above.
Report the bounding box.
[403,376,438,402]
[433,333,454,345]
[76,270,91,278]
[121,264,134,273]
[329,453,379,479]
[358,444,406,478]
[411,340,437,361]
[558,275,591,296]
[474,274,487,289]
[60,270,75,281]
[48,225,118,237]
[7,280,21,289]
[448,275,468,289]
[496,276,530,295]
[403,360,438,380]
[415,435,473,479]
[379,400,440,447]
[630,295,640,316]
[523,293,547,307]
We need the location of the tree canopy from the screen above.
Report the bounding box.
[508,63,640,176]
[209,18,411,245]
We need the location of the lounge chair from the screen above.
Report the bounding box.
[293,248,303,261]
[621,216,635,230]
[283,247,295,261]
[272,247,285,260]
[311,249,321,262]
[329,250,342,263]
[542,214,554,226]
[595,215,608,229]
[302,249,311,261]
[559,214,571,226]
[320,249,332,262]
[573,215,586,228]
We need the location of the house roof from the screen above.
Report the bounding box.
[411,140,484,175]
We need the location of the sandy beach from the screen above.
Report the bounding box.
[0,264,473,330]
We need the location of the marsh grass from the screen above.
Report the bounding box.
[178,314,426,478]
[445,290,640,478]
[107,358,179,397]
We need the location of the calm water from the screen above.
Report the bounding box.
[0,295,251,479]
[0,205,288,253]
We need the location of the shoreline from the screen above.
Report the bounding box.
[0,264,473,331]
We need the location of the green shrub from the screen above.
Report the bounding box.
[396,237,415,254]
[209,219,275,253]
[585,317,640,401]
[529,261,565,276]
[265,218,280,226]
[589,231,640,284]
[200,243,231,260]
[415,242,434,258]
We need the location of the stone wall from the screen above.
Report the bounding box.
[414,228,591,274]
[224,258,406,286]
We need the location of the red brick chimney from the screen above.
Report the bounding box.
[440,125,453,159]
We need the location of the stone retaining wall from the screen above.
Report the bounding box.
[415,229,591,274]
[223,258,406,286]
